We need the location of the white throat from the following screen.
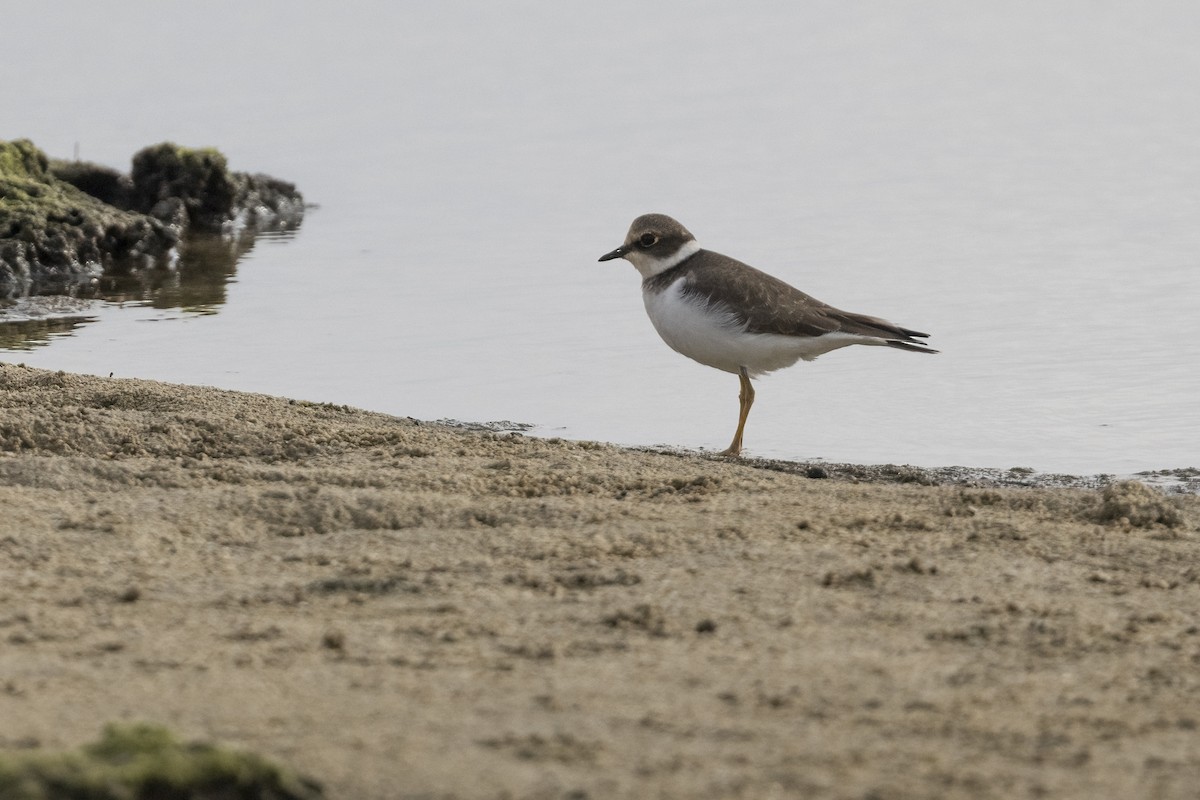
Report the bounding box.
[627,239,701,279]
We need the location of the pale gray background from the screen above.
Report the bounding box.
[3,1,1198,473]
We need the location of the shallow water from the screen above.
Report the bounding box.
[2,2,1198,474]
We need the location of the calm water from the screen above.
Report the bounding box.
[2,2,1198,475]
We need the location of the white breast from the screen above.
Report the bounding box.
[642,278,883,376]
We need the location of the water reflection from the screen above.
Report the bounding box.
[0,228,299,349]
[0,311,95,351]
[96,229,297,313]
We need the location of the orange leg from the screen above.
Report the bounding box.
[719,367,754,457]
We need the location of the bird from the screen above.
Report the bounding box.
[598,213,937,457]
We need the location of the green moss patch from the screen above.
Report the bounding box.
[0,723,323,800]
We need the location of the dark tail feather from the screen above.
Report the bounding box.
[898,327,931,339]
[886,339,939,354]
[837,310,938,353]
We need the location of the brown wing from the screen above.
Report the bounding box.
[669,250,931,346]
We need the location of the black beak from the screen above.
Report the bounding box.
[598,245,628,262]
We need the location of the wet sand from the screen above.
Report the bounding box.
[1,363,1198,799]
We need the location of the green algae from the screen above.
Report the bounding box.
[0,723,324,800]
[0,139,49,179]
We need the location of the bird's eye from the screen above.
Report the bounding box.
[638,233,658,248]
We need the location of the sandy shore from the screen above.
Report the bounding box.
[1,362,1198,799]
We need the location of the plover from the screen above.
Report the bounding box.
[598,213,937,457]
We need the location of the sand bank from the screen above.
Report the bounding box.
[1,363,1198,799]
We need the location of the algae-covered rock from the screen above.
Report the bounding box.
[0,723,324,799]
[1,138,304,300]
[48,159,134,208]
[126,143,304,234]
[0,139,176,298]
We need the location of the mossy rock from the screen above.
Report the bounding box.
[130,144,238,229]
[1,138,303,300]
[124,143,302,234]
[49,160,134,208]
[0,723,324,800]
[0,139,176,298]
